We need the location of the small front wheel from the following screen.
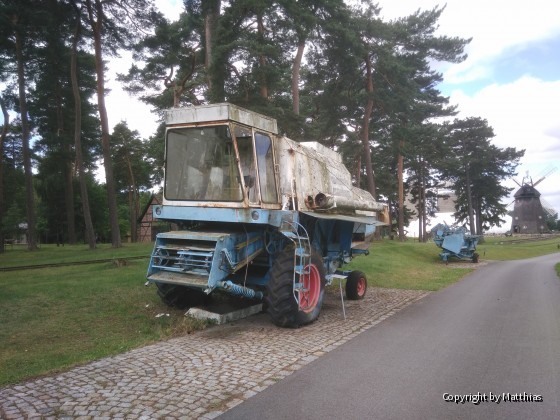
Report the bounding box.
[345,270,367,300]
[472,253,480,263]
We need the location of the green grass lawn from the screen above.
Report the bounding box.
[0,256,207,387]
[0,242,153,268]
[348,235,560,291]
[476,235,560,260]
[1,235,559,387]
[347,240,474,290]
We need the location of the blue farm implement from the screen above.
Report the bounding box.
[145,103,387,328]
[431,223,480,264]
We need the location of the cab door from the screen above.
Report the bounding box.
[254,132,279,206]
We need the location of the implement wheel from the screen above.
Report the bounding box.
[156,283,210,309]
[345,270,367,300]
[266,249,326,328]
[472,253,480,263]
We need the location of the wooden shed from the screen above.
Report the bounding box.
[137,195,167,242]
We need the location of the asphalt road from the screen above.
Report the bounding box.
[219,253,560,420]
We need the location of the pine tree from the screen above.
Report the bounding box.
[83,0,156,248]
[442,117,524,234]
[111,122,152,242]
[0,0,46,250]
[118,11,206,108]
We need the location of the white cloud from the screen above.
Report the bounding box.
[450,76,560,150]
[105,52,162,139]
[377,0,560,216]
[378,0,560,84]
[101,0,560,216]
[102,0,185,138]
[448,76,560,214]
[105,90,158,139]
[158,0,183,21]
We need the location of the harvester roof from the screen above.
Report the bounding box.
[165,103,278,134]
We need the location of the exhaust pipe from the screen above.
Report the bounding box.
[314,192,384,212]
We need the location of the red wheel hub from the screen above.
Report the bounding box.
[299,264,321,313]
[357,277,366,297]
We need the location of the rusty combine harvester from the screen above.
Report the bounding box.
[146,103,386,327]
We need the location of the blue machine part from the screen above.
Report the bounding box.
[431,223,480,263]
[147,206,378,299]
[442,233,466,255]
[152,205,294,228]
[147,229,266,295]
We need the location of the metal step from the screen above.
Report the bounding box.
[147,271,209,287]
[295,247,310,258]
[294,265,311,275]
[280,230,298,238]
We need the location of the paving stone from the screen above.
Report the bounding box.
[0,287,427,419]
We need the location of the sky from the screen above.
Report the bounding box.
[375,0,560,232]
[104,0,560,232]
[2,0,559,232]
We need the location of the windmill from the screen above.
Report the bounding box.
[510,167,557,234]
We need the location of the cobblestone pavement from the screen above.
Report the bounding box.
[0,287,429,419]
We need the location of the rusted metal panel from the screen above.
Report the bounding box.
[165,103,278,134]
[273,137,383,217]
[300,211,376,225]
[161,104,384,219]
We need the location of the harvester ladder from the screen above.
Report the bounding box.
[280,220,312,310]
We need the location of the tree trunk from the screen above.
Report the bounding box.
[64,155,76,244]
[475,196,483,235]
[421,180,427,242]
[388,199,394,239]
[417,177,423,242]
[88,0,121,248]
[14,21,38,251]
[0,96,8,253]
[291,38,305,115]
[125,155,138,242]
[70,8,96,250]
[61,113,76,244]
[354,153,361,187]
[204,0,220,94]
[204,13,213,92]
[465,165,475,234]
[420,165,427,242]
[257,13,268,99]
[49,42,77,245]
[397,144,405,241]
[422,202,428,242]
[361,54,376,198]
[417,208,422,242]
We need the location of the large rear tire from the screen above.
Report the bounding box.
[156,283,210,309]
[345,270,367,300]
[266,249,326,328]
